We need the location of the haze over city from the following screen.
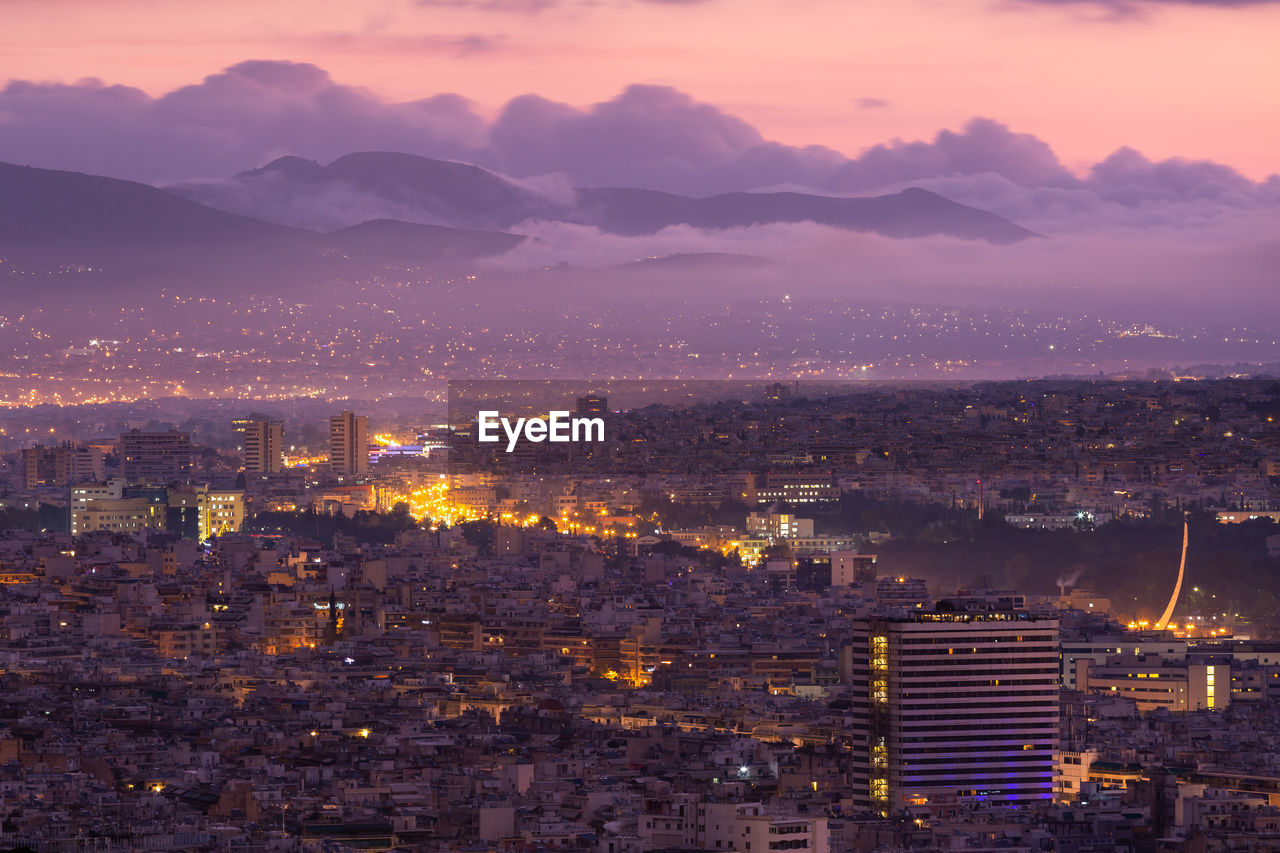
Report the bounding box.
[1,0,1278,396]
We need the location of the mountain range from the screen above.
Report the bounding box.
[0,160,525,271]
[170,152,1037,243]
[0,152,1036,284]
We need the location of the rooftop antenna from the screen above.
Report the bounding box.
[1154,518,1189,631]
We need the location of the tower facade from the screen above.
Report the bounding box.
[117,430,192,484]
[242,419,284,474]
[848,611,1059,813]
[328,411,369,476]
[22,442,104,489]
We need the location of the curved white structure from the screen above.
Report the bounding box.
[1155,519,1189,631]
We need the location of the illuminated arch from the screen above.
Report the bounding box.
[1154,519,1188,631]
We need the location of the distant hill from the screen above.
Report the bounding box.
[0,161,306,250]
[0,162,525,271]
[172,152,563,232]
[0,155,1035,305]
[325,218,524,262]
[170,151,1039,244]
[573,186,1037,243]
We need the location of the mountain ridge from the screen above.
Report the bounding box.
[0,161,526,268]
[169,151,1039,244]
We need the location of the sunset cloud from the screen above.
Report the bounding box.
[1,0,1276,182]
[414,0,713,10]
[1012,0,1280,7]
[0,61,1276,239]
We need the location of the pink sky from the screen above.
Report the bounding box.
[2,0,1278,179]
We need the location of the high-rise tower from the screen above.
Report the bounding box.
[241,419,284,474]
[847,610,1059,813]
[328,411,369,476]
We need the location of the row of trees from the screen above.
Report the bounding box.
[0,504,66,533]
[245,503,419,545]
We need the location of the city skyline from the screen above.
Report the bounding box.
[4,3,1280,851]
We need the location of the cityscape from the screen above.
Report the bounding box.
[3,0,1280,851]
